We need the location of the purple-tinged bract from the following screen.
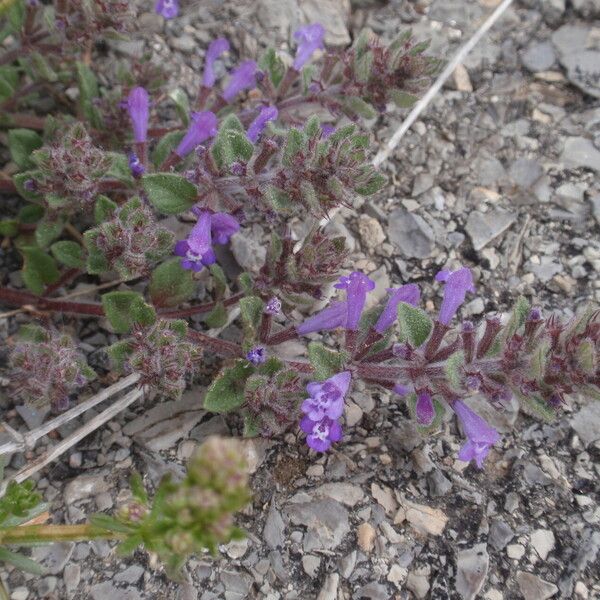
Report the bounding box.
[203,38,230,88]
[247,106,279,142]
[293,23,325,70]
[375,283,420,334]
[175,111,218,158]
[300,415,343,452]
[334,271,375,330]
[223,60,258,102]
[435,267,475,325]
[265,297,282,315]
[128,153,145,178]
[246,346,266,365]
[453,399,500,468]
[155,0,178,19]
[126,87,149,143]
[415,390,435,426]
[301,371,351,422]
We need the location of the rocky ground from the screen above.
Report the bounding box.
[1,0,600,598]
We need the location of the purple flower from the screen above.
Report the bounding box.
[297,301,347,335]
[246,346,266,365]
[435,267,475,325]
[174,211,215,272]
[175,111,218,158]
[293,23,325,70]
[155,0,178,19]
[374,284,420,334]
[247,106,278,142]
[203,38,230,88]
[393,383,410,396]
[321,124,336,138]
[300,415,342,452]
[128,153,145,178]
[453,399,500,468]
[302,371,351,422]
[126,87,149,143]
[223,60,257,102]
[265,297,282,315]
[415,390,435,426]
[174,211,238,272]
[334,271,375,330]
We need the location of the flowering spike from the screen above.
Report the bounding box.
[435,267,475,325]
[247,106,279,143]
[293,23,325,70]
[174,211,214,272]
[297,301,347,335]
[175,111,218,158]
[301,371,351,421]
[203,38,230,88]
[334,271,375,330]
[300,415,343,452]
[155,0,179,19]
[415,390,435,426]
[453,399,500,468]
[126,87,150,143]
[374,283,420,334]
[222,60,258,102]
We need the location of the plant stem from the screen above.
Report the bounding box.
[0,523,123,545]
[0,179,17,194]
[160,293,244,319]
[187,329,243,357]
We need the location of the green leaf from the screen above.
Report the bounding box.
[0,548,46,576]
[20,246,59,295]
[6,0,25,32]
[242,411,260,437]
[89,513,133,534]
[13,171,43,203]
[18,203,44,224]
[212,115,254,169]
[354,50,374,84]
[513,389,555,423]
[406,393,445,435]
[0,219,18,237]
[50,241,85,268]
[530,340,549,382]
[152,131,184,168]
[142,173,197,214]
[239,296,263,341]
[18,323,48,343]
[238,272,253,295]
[106,340,133,370]
[8,129,43,169]
[264,185,292,214]
[148,258,196,308]
[397,302,432,347]
[575,339,596,375]
[389,90,419,108]
[94,195,118,224]
[343,96,377,119]
[259,48,286,88]
[308,342,346,380]
[282,128,305,167]
[101,291,156,334]
[204,302,228,328]
[209,264,227,298]
[502,296,530,342]
[129,471,149,504]
[76,61,102,128]
[105,152,134,186]
[169,88,190,126]
[29,51,58,82]
[35,218,63,248]
[203,360,254,413]
[444,351,464,389]
[356,171,386,195]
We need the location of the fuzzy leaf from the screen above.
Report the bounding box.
[30,51,58,82]
[105,152,134,186]
[209,264,227,298]
[238,272,253,295]
[354,50,374,84]
[149,258,196,308]
[242,411,260,437]
[503,296,530,342]
[169,88,190,126]
[203,360,254,413]
[514,389,555,423]
[107,340,133,370]
[152,131,185,168]
[0,219,18,237]
[264,185,292,214]
[356,171,387,196]
[50,241,85,268]
[18,324,48,343]
[259,48,286,88]
[397,302,432,347]
[76,61,102,128]
[8,129,43,169]
[102,291,156,334]
[576,339,596,375]
[445,351,464,389]
[239,296,263,341]
[20,246,59,295]
[343,96,377,119]
[530,341,549,382]
[212,125,254,169]
[13,171,43,203]
[308,342,346,380]
[18,203,44,224]
[389,90,419,108]
[282,128,305,166]
[94,195,118,224]
[0,548,46,576]
[35,219,63,248]
[142,173,197,214]
[205,302,228,328]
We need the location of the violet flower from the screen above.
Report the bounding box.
[300,415,342,452]
[453,399,500,468]
[334,271,375,330]
[126,87,149,143]
[374,284,420,334]
[246,346,266,365]
[415,390,435,426]
[393,383,410,397]
[247,106,278,142]
[203,38,230,88]
[174,211,239,272]
[293,23,325,71]
[222,60,257,102]
[175,111,218,158]
[297,301,347,335]
[128,153,145,178]
[435,267,475,325]
[265,297,282,315]
[155,0,178,19]
[302,371,351,422]
[321,124,336,138]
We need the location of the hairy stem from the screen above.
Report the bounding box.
[0,524,123,545]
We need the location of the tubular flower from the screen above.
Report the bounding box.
[203,38,230,88]
[374,284,420,334]
[297,301,347,335]
[453,399,500,468]
[175,111,218,158]
[128,153,145,178]
[126,87,149,143]
[155,0,179,19]
[334,271,375,330]
[415,390,435,426]
[300,415,343,452]
[435,267,475,325]
[293,23,325,70]
[302,371,351,422]
[246,346,266,365]
[222,60,257,102]
[247,106,279,142]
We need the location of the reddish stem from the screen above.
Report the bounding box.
[0,179,18,194]
[160,293,244,319]
[44,268,82,297]
[187,329,243,357]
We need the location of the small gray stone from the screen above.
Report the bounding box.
[561,137,600,172]
[562,50,600,99]
[521,42,556,72]
[63,564,80,593]
[465,210,517,251]
[302,555,321,578]
[115,565,145,585]
[171,34,196,54]
[572,0,600,18]
[220,571,251,600]
[570,402,600,445]
[388,208,435,258]
[15,404,49,429]
[317,573,339,600]
[406,571,430,599]
[509,158,544,189]
[354,581,390,600]
[90,582,143,600]
[531,529,556,560]
[32,542,74,575]
[456,543,489,600]
[516,572,559,600]
[489,519,514,551]
[427,470,452,497]
[64,474,110,504]
[263,502,286,549]
[231,231,267,272]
